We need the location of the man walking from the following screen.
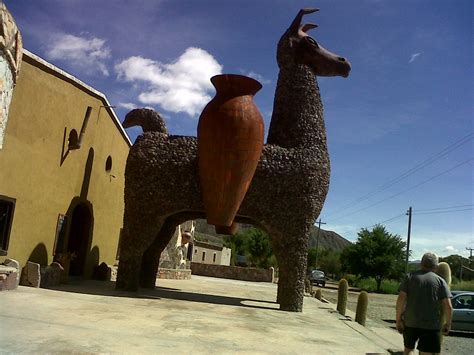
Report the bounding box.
[396,252,453,354]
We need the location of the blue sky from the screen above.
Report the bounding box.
[7,0,472,260]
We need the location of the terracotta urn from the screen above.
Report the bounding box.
[215,222,239,236]
[198,74,264,229]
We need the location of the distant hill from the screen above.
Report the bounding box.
[308,226,351,252]
[194,219,351,252]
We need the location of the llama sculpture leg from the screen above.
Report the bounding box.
[139,221,176,288]
[268,219,311,311]
[116,211,165,291]
[138,212,204,288]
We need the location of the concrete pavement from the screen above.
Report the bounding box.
[0,276,403,354]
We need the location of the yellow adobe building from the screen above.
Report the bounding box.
[0,49,131,278]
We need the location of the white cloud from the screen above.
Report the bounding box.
[47,33,111,76]
[118,102,138,110]
[409,52,421,64]
[115,47,222,117]
[445,245,456,252]
[408,231,472,260]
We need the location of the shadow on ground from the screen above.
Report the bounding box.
[382,319,474,339]
[46,280,279,311]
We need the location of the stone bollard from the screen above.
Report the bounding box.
[92,262,111,281]
[355,291,369,326]
[270,267,275,283]
[40,262,63,288]
[20,261,41,288]
[436,262,452,343]
[337,278,349,316]
[4,258,20,289]
[304,278,313,294]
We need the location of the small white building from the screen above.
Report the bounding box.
[192,240,231,266]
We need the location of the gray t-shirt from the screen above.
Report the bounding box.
[399,270,452,329]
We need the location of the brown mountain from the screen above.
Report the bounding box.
[308,226,351,252]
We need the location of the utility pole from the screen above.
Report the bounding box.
[315,218,327,269]
[405,207,412,273]
[466,247,474,272]
[466,247,474,260]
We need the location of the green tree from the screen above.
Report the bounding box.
[341,224,406,292]
[307,248,318,270]
[320,249,342,279]
[440,254,473,281]
[224,232,247,266]
[246,228,274,268]
[224,227,276,268]
[307,247,342,278]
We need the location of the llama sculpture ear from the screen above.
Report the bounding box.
[289,8,319,34]
[301,23,318,34]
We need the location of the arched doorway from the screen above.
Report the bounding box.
[67,203,92,276]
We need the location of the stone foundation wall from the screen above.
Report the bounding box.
[111,265,193,281]
[157,268,191,280]
[191,262,273,282]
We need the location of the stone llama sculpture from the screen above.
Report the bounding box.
[117,8,351,312]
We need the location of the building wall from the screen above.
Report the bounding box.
[0,51,130,276]
[220,247,231,266]
[191,263,273,282]
[192,244,222,265]
[191,242,231,266]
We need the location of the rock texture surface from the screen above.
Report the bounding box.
[0,2,22,149]
[0,263,18,291]
[117,9,350,312]
[191,263,273,282]
[20,261,41,288]
[40,263,63,288]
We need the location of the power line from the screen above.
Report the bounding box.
[327,157,473,223]
[339,213,406,237]
[415,204,473,212]
[324,133,473,219]
[413,207,472,216]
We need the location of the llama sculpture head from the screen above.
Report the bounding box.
[122,108,168,134]
[277,8,351,77]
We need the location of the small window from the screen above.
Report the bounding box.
[213,253,217,263]
[202,251,206,261]
[0,196,16,256]
[194,248,198,253]
[105,156,112,172]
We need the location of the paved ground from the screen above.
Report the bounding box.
[0,276,403,354]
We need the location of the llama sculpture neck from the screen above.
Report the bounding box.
[267,63,326,150]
